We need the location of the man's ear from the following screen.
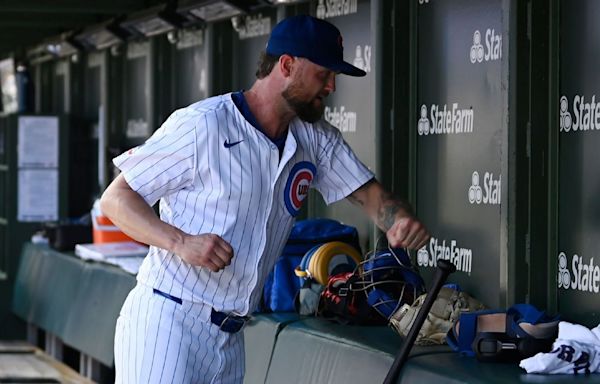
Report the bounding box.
[279,54,295,78]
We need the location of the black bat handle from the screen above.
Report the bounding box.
[383,259,457,384]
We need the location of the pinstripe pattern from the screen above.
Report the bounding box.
[113,93,373,382]
[114,284,243,384]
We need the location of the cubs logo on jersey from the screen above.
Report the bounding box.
[284,161,316,216]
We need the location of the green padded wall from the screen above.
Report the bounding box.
[556,0,600,327]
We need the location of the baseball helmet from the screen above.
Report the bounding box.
[353,246,425,320]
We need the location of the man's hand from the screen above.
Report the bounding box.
[348,178,431,250]
[386,215,429,250]
[174,233,233,272]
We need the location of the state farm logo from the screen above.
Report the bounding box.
[559,94,600,133]
[417,237,472,275]
[237,14,271,39]
[470,29,502,64]
[316,0,358,19]
[468,171,501,205]
[558,251,600,293]
[417,103,474,135]
[557,252,570,289]
[559,96,572,131]
[352,45,371,73]
[417,248,429,266]
[324,106,357,132]
[418,105,430,135]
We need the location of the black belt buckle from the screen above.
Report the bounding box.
[211,309,249,333]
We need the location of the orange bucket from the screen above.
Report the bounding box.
[92,200,134,244]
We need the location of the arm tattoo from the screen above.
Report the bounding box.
[381,203,401,230]
[348,179,412,231]
[378,191,413,231]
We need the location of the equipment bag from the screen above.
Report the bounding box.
[261,218,361,312]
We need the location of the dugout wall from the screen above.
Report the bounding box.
[6,0,600,371]
[413,0,514,308]
[13,0,563,317]
[555,0,600,327]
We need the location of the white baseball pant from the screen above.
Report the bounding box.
[114,284,245,384]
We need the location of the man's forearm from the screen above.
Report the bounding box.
[100,174,185,253]
[347,179,413,232]
[348,179,429,249]
[377,191,414,231]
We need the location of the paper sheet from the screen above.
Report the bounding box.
[17,116,59,168]
[17,169,58,222]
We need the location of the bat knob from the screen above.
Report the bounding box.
[437,259,457,274]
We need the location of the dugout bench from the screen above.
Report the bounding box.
[11,243,600,383]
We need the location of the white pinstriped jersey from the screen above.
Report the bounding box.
[113,93,373,316]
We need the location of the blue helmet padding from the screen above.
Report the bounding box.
[364,253,396,271]
[362,248,426,320]
[367,289,398,319]
[364,249,410,271]
[397,268,425,292]
[444,283,461,291]
[364,251,424,290]
[393,248,411,265]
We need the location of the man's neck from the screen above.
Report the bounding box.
[244,80,295,140]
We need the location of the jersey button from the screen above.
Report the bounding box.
[270,145,277,151]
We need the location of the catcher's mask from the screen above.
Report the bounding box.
[353,246,425,320]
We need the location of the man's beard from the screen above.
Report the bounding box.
[282,82,324,123]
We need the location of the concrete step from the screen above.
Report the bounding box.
[0,341,94,384]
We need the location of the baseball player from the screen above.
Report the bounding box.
[101,15,430,384]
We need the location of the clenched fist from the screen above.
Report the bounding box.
[386,215,430,250]
[174,233,233,272]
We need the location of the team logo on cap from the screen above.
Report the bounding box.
[284,161,316,216]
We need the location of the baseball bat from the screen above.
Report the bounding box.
[383,259,457,384]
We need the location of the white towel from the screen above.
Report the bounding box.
[520,321,600,374]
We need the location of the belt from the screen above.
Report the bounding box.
[152,288,249,333]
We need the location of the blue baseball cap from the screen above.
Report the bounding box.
[266,15,366,77]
